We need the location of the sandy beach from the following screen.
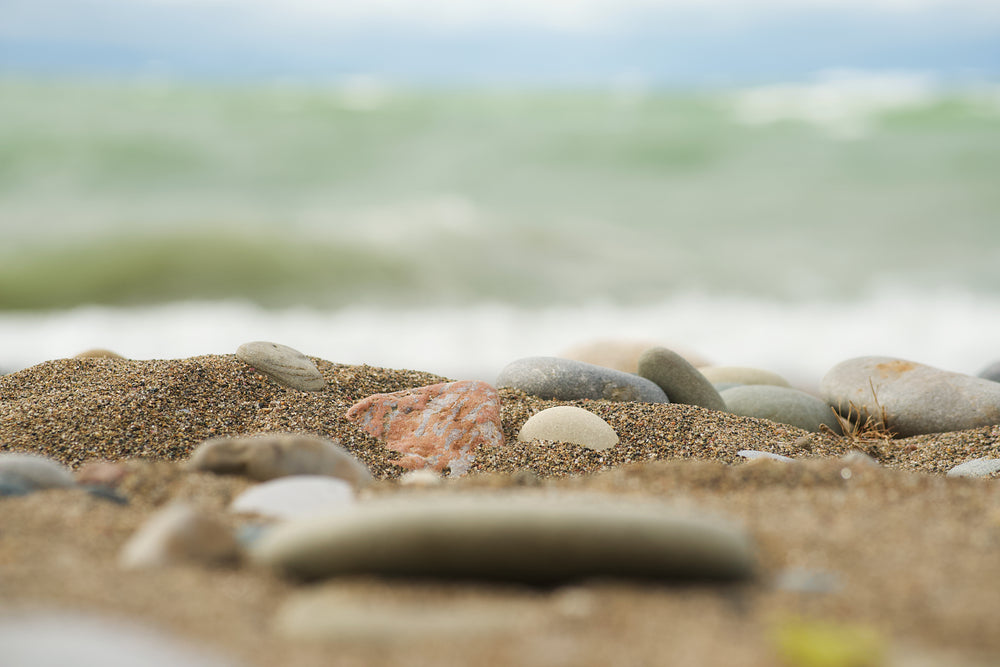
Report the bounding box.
[2,355,1000,666]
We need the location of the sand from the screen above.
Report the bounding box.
[1,355,999,666]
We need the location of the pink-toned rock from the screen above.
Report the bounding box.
[75,461,132,488]
[345,381,503,476]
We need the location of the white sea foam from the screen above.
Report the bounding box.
[3,287,998,389]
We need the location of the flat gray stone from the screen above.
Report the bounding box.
[517,406,619,451]
[737,450,795,462]
[820,356,1000,437]
[978,361,1000,383]
[186,433,372,487]
[119,503,242,569]
[699,366,791,388]
[721,385,842,433]
[496,356,668,403]
[236,341,325,391]
[637,347,725,411]
[231,476,355,520]
[251,493,755,584]
[946,458,1000,478]
[0,453,76,491]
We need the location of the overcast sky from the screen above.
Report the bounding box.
[3,0,998,84]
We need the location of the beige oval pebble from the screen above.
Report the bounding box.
[73,348,125,359]
[236,341,325,391]
[518,406,619,451]
[119,503,241,569]
[186,433,373,487]
[698,366,791,388]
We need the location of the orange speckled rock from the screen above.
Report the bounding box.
[345,381,503,476]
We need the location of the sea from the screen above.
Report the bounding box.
[2,72,999,386]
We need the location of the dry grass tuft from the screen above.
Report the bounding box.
[821,379,895,459]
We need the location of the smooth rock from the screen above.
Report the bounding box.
[231,476,355,520]
[840,450,880,468]
[186,433,372,487]
[345,380,502,475]
[0,471,34,496]
[0,453,76,491]
[721,385,842,433]
[119,503,241,569]
[517,406,619,451]
[699,366,791,388]
[0,611,242,667]
[820,356,1000,437]
[978,361,1000,383]
[274,588,544,642]
[251,494,756,584]
[496,356,668,403]
[398,469,443,487]
[76,460,131,488]
[560,339,710,373]
[235,341,325,391]
[73,348,125,359]
[637,347,725,411]
[737,450,795,463]
[946,458,1000,478]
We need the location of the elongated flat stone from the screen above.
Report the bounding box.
[637,347,725,411]
[497,356,668,403]
[345,381,502,476]
[236,341,325,391]
[946,458,1000,478]
[251,494,756,584]
[186,433,372,487]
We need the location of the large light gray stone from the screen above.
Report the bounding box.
[517,406,619,451]
[721,385,842,434]
[946,458,1000,478]
[820,356,1000,437]
[236,341,325,391]
[637,347,725,411]
[230,476,355,520]
[251,493,755,584]
[186,433,372,487]
[496,356,668,403]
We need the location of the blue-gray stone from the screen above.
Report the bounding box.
[978,361,1000,383]
[946,458,1000,478]
[496,356,668,403]
[637,347,725,411]
[0,453,76,492]
[821,356,1000,437]
[721,385,842,434]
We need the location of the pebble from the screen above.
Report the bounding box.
[274,588,543,642]
[840,450,880,468]
[517,406,619,451]
[496,356,668,403]
[560,339,710,373]
[251,493,756,584]
[0,611,242,667]
[235,341,325,391]
[73,348,125,360]
[820,356,1000,437]
[720,385,842,433]
[737,450,795,462]
[637,346,725,411]
[0,453,76,492]
[230,476,355,520]
[945,458,1000,478]
[346,380,502,476]
[978,361,1000,383]
[698,366,791,388]
[186,433,373,487]
[76,460,131,488]
[119,503,242,569]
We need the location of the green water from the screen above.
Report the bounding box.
[1,77,998,309]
